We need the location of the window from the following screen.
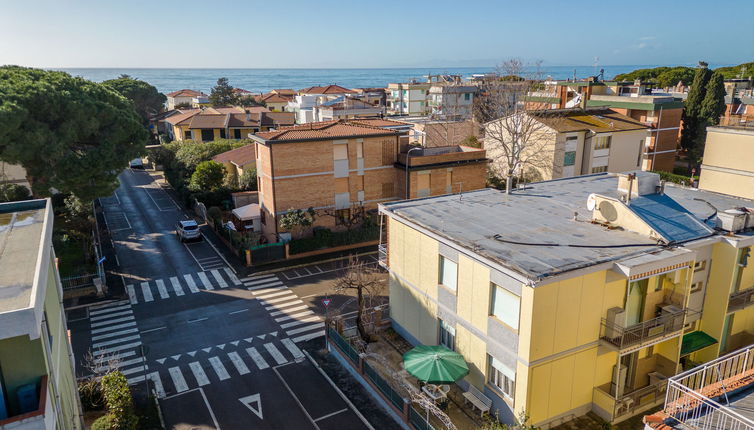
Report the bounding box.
[234,129,242,139]
[220,129,226,139]
[438,256,457,291]
[694,260,707,272]
[464,93,471,101]
[439,319,455,350]
[335,208,351,225]
[490,283,520,330]
[591,166,608,173]
[594,135,612,150]
[563,151,576,166]
[691,281,704,293]
[488,355,515,399]
[565,135,578,141]
[184,130,192,140]
[201,129,214,141]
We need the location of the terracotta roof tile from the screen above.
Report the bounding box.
[167,89,204,97]
[298,84,354,95]
[188,114,228,129]
[212,145,256,166]
[350,118,411,128]
[259,93,293,103]
[255,120,399,142]
[165,109,201,125]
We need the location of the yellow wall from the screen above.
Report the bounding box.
[697,243,739,362]
[699,128,754,199]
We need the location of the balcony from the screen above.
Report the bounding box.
[396,145,487,168]
[0,375,49,430]
[594,378,668,423]
[660,345,754,430]
[600,308,688,352]
[729,288,754,313]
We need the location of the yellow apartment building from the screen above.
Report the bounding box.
[0,199,83,429]
[164,107,294,142]
[378,171,754,428]
[484,108,648,182]
[699,123,754,200]
[249,119,489,243]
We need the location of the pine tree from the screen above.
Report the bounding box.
[700,72,726,126]
[679,63,712,152]
[209,77,237,106]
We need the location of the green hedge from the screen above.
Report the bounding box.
[92,371,137,430]
[288,225,379,255]
[651,170,698,185]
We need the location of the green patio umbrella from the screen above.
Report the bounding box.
[403,345,469,384]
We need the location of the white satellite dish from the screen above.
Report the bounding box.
[586,193,597,211]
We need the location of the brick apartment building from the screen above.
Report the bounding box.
[250,119,488,242]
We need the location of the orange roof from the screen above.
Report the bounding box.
[167,89,204,97]
[259,93,292,103]
[254,120,399,142]
[165,109,201,125]
[212,145,257,166]
[271,89,295,95]
[350,118,411,128]
[298,84,354,95]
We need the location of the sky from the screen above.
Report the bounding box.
[1,0,752,69]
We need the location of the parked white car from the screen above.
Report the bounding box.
[175,220,201,242]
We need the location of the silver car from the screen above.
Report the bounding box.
[175,220,201,242]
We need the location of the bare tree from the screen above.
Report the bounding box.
[474,59,559,193]
[333,256,384,341]
[321,203,367,230]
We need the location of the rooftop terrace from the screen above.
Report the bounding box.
[0,199,47,314]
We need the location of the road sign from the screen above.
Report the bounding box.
[322,298,332,308]
[97,256,107,265]
[239,393,263,419]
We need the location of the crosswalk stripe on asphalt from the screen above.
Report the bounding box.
[141,282,154,302]
[169,367,189,392]
[270,305,308,317]
[184,274,199,293]
[148,372,165,398]
[126,285,137,304]
[89,303,131,316]
[210,269,228,289]
[208,356,230,381]
[227,352,250,375]
[197,271,214,290]
[90,316,135,328]
[90,309,132,322]
[246,347,269,370]
[189,362,210,386]
[170,277,185,296]
[91,321,136,334]
[91,327,139,342]
[263,343,287,365]
[286,322,325,337]
[224,267,242,285]
[281,338,305,360]
[156,279,169,299]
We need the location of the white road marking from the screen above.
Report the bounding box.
[120,366,146,376]
[189,362,210,386]
[274,310,315,323]
[264,300,304,311]
[239,393,263,419]
[95,350,136,364]
[246,347,269,370]
[250,285,286,295]
[208,356,230,381]
[280,338,305,360]
[126,285,137,304]
[91,327,139,342]
[260,295,299,305]
[93,334,141,349]
[117,357,146,368]
[184,274,199,293]
[94,341,142,356]
[88,300,130,310]
[140,282,154,302]
[227,352,250,375]
[127,375,146,385]
[91,321,137,334]
[170,277,185,296]
[90,309,132,322]
[286,323,325,336]
[89,304,131,316]
[141,326,166,334]
[229,309,249,315]
[197,271,214,290]
[224,267,242,285]
[148,372,165,398]
[246,281,284,291]
[90,316,135,328]
[292,330,325,343]
[188,317,208,324]
[280,316,321,329]
[156,279,169,299]
[263,343,287,365]
[210,269,228,288]
[314,408,349,422]
[270,305,308,317]
[241,274,279,282]
[254,289,292,300]
[169,366,189,392]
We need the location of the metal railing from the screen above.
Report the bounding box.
[729,289,754,313]
[718,115,754,129]
[664,345,754,430]
[600,308,688,351]
[61,273,98,290]
[378,244,388,268]
[612,379,668,420]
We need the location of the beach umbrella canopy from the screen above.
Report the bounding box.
[403,345,469,384]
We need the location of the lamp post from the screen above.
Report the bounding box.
[405,147,423,199]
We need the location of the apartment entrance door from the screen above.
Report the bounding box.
[626,279,648,326]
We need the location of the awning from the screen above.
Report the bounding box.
[231,203,260,221]
[681,331,718,356]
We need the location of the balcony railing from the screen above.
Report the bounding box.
[729,288,754,313]
[600,308,688,351]
[0,375,48,430]
[617,379,668,420]
[378,244,387,269]
[664,345,754,430]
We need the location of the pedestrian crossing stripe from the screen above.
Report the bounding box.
[124,269,244,304]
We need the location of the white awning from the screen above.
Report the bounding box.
[232,203,260,221]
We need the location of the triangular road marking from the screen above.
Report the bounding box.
[244,337,254,344]
[257,334,266,340]
[187,351,197,357]
[269,331,278,337]
[231,341,240,346]
[171,354,181,361]
[239,393,262,419]
[202,347,212,353]
[216,344,226,350]
[156,358,166,364]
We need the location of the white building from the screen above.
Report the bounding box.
[428,85,477,120]
[286,85,355,123]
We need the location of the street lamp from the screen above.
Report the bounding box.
[405,146,423,199]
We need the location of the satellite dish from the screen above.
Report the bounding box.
[586,193,597,211]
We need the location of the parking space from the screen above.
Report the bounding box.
[142,182,180,211]
[183,239,226,271]
[104,211,132,232]
[160,388,220,430]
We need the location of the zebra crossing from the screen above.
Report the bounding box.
[242,274,325,343]
[146,336,306,398]
[125,267,242,305]
[87,300,147,385]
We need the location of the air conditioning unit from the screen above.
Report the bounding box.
[611,364,628,397]
[719,209,747,232]
[606,307,627,338]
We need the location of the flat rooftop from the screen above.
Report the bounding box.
[0,200,47,313]
[381,173,754,281]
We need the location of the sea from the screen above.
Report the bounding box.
[53,65,711,95]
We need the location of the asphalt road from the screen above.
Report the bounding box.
[67,169,373,430]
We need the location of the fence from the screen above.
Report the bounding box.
[327,327,435,430]
[664,344,754,430]
[61,273,98,290]
[250,242,286,264]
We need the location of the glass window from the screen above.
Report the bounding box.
[694,260,707,272]
[490,283,520,330]
[594,135,612,150]
[234,129,242,139]
[464,93,471,101]
[565,135,578,141]
[439,256,457,291]
[439,319,455,350]
[488,355,515,399]
[184,130,192,140]
[220,129,226,139]
[333,143,348,160]
[563,151,576,166]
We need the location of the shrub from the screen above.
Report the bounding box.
[0,183,31,202]
[98,371,137,430]
[239,167,257,191]
[78,378,104,411]
[194,188,233,209]
[207,206,223,223]
[288,224,379,254]
[651,170,697,186]
[189,161,225,191]
[92,414,118,430]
